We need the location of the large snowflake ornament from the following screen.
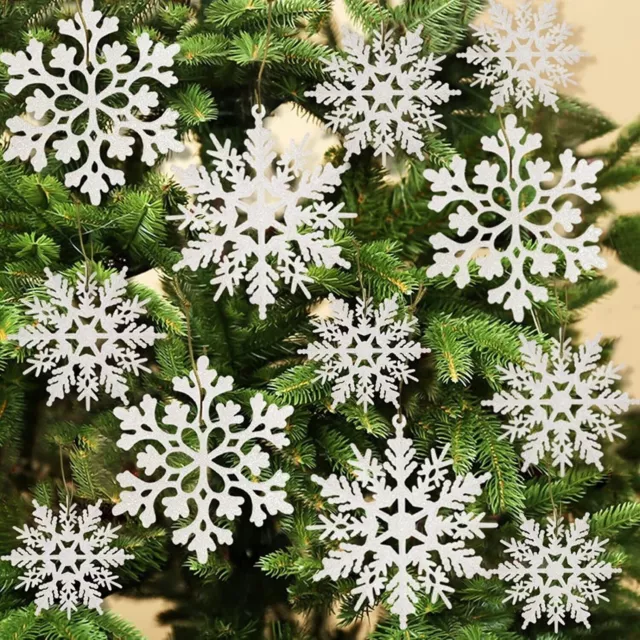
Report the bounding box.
[299,296,428,411]
[113,355,293,564]
[458,0,585,114]
[497,515,620,631]
[170,106,354,319]
[483,335,635,475]
[1,500,133,618]
[10,268,164,409]
[1,0,183,204]
[310,415,496,629]
[306,26,460,162]
[425,115,605,322]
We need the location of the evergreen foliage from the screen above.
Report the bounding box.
[0,1,639,638]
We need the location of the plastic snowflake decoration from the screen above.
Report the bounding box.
[10,268,164,409]
[310,415,496,629]
[483,335,635,476]
[1,500,133,619]
[299,296,428,411]
[458,0,585,114]
[425,115,605,322]
[497,515,620,631]
[306,26,460,162]
[170,105,354,319]
[113,355,293,564]
[1,0,183,204]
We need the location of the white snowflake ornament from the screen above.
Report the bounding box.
[483,335,635,476]
[310,415,496,629]
[299,296,428,411]
[425,115,605,322]
[458,0,585,114]
[1,0,183,204]
[306,26,460,162]
[113,355,293,564]
[1,500,133,619]
[10,268,165,409]
[497,514,620,631]
[170,106,354,319]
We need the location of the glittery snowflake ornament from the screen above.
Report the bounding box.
[306,26,460,162]
[483,335,635,475]
[171,106,354,319]
[1,500,133,618]
[497,515,620,631]
[113,355,293,563]
[425,115,605,322]
[299,296,428,411]
[311,415,495,628]
[10,268,165,409]
[458,0,585,114]
[1,0,183,204]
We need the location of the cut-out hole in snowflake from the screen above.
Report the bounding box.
[458,0,585,114]
[306,26,460,162]
[113,355,293,563]
[2,500,133,619]
[310,415,496,629]
[1,0,183,204]
[10,267,165,409]
[497,514,620,631]
[170,105,354,319]
[483,335,636,475]
[299,296,428,411]
[425,115,605,322]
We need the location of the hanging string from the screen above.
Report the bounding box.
[255,0,275,108]
[59,445,73,509]
[75,0,91,66]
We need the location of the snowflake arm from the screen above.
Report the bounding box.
[299,296,428,411]
[483,335,636,475]
[170,106,354,319]
[307,26,460,161]
[426,115,605,322]
[10,268,164,409]
[458,0,585,114]
[113,355,293,564]
[310,416,495,629]
[1,0,183,204]
[497,515,620,631]
[1,501,133,618]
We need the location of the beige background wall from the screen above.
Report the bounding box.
[109,1,640,636]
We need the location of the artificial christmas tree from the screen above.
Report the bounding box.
[1,1,640,639]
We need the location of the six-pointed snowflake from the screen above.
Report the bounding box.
[299,296,428,411]
[310,415,496,629]
[10,268,164,409]
[170,105,354,319]
[2,500,133,618]
[425,115,605,322]
[497,514,620,631]
[1,0,183,204]
[483,335,635,475]
[306,26,460,162]
[458,0,585,114]
[113,355,293,563]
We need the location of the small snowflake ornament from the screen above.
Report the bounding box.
[299,296,428,411]
[311,415,496,629]
[170,105,354,319]
[483,335,635,475]
[497,514,620,631]
[1,0,183,204]
[1,500,133,619]
[425,115,605,322]
[113,355,293,564]
[306,26,460,162]
[10,268,165,409]
[458,0,585,114]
